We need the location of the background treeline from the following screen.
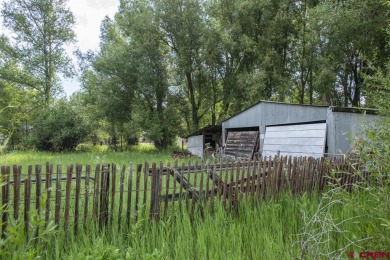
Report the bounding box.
[0,0,389,151]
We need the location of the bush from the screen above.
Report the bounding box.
[30,100,90,152]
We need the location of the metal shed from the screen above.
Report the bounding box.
[186,125,222,158]
[221,101,377,158]
[326,106,378,155]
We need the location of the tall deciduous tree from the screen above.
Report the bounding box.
[1,0,76,105]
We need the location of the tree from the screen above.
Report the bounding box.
[118,0,183,148]
[29,99,89,151]
[1,0,76,105]
[308,0,389,106]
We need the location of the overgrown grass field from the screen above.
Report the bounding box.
[0,143,194,169]
[0,146,389,259]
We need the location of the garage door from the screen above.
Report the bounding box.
[262,122,327,158]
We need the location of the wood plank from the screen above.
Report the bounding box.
[126,163,133,227]
[222,162,229,209]
[64,165,73,232]
[84,164,91,230]
[13,165,21,220]
[205,162,211,202]
[164,162,171,216]
[149,162,157,220]
[118,164,125,230]
[185,162,191,212]
[255,156,262,199]
[99,164,109,230]
[92,164,100,221]
[143,162,149,218]
[245,159,251,195]
[110,164,117,226]
[1,166,9,238]
[157,162,163,221]
[171,161,178,210]
[24,166,32,236]
[135,164,141,221]
[54,165,62,228]
[74,164,82,235]
[198,161,205,212]
[192,161,198,215]
[179,163,184,211]
[35,165,42,215]
[45,163,53,225]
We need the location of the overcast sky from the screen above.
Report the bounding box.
[63,0,119,96]
[0,0,119,96]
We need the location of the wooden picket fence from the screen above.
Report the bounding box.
[0,156,365,238]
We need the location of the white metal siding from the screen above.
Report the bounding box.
[187,135,203,158]
[262,122,327,158]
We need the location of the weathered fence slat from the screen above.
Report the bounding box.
[92,164,100,221]
[35,165,42,215]
[55,165,62,228]
[1,166,9,238]
[135,164,141,221]
[222,162,229,209]
[13,165,21,220]
[64,165,73,232]
[150,162,157,220]
[143,162,149,218]
[198,161,205,213]
[99,164,109,230]
[118,164,125,230]
[126,163,133,227]
[84,165,91,229]
[157,162,163,219]
[110,164,117,226]
[24,166,32,236]
[45,163,53,225]
[192,161,198,215]
[163,162,171,216]
[74,164,82,235]
[185,162,192,212]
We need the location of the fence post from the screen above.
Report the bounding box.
[149,162,161,221]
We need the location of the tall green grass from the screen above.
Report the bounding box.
[2,187,388,259]
[1,148,389,259]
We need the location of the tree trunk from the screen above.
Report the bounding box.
[186,72,199,131]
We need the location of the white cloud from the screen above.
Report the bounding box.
[86,0,119,10]
[65,0,119,95]
[69,0,119,52]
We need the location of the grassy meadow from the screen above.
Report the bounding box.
[0,145,389,259]
[0,143,195,170]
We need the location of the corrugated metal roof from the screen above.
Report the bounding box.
[221,100,328,123]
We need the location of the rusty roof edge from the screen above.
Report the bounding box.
[329,106,378,114]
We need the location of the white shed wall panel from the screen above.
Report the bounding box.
[222,101,329,150]
[187,135,203,158]
[262,122,327,158]
[326,109,378,155]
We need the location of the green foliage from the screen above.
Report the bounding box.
[29,100,89,152]
[1,0,76,105]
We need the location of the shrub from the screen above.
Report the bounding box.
[30,100,90,152]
